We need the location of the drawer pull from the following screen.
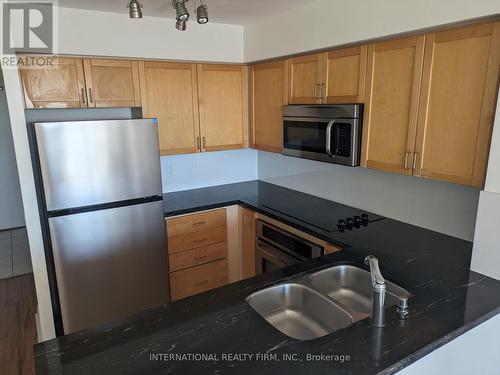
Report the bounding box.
[193,238,207,244]
[193,255,208,261]
[192,221,207,227]
[195,280,208,287]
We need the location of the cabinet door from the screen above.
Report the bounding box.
[83,59,141,108]
[415,22,500,187]
[362,37,425,175]
[20,56,86,109]
[197,64,245,151]
[288,54,322,104]
[139,61,201,155]
[240,208,256,279]
[322,45,367,104]
[252,60,288,153]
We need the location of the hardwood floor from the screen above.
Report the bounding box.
[0,274,37,375]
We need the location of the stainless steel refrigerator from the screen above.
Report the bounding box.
[31,119,169,335]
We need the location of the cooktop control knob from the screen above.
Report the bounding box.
[361,213,369,223]
[337,218,346,228]
[345,217,354,227]
[353,215,362,226]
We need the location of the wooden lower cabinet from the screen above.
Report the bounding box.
[169,242,227,272]
[167,209,229,301]
[170,259,228,301]
[240,207,256,279]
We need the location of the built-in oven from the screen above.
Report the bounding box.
[283,104,363,166]
[255,220,324,274]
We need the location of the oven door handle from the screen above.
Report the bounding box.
[256,240,299,267]
[325,120,336,158]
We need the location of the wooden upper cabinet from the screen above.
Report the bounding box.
[323,45,367,103]
[139,61,201,155]
[414,22,500,187]
[20,56,86,109]
[197,64,246,151]
[362,36,425,175]
[288,54,322,104]
[83,59,141,108]
[251,60,288,153]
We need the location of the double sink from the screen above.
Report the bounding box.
[247,264,410,340]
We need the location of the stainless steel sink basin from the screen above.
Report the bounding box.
[247,264,410,339]
[307,265,410,321]
[246,283,353,340]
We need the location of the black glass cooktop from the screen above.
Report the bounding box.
[255,192,384,233]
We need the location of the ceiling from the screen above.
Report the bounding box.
[59,0,306,25]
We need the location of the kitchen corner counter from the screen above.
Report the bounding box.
[34,181,500,375]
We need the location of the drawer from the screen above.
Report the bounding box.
[170,259,228,301]
[169,242,227,272]
[167,209,226,237]
[168,226,227,254]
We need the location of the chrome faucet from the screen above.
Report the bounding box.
[364,255,410,327]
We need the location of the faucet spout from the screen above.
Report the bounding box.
[364,255,387,327]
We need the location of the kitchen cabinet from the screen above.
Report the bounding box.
[240,207,256,279]
[82,59,141,108]
[251,60,288,153]
[140,62,247,155]
[169,259,228,301]
[20,56,86,109]
[362,36,425,175]
[287,46,367,104]
[288,54,322,104]
[139,61,201,155]
[167,209,229,301]
[362,22,500,187]
[414,22,500,186]
[197,64,247,151]
[20,56,141,109]
[323,45,367,104]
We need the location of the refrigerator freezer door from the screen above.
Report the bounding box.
[49,200,169,334]
[35,119,162,212]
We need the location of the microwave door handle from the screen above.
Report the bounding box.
[325,120,336,158]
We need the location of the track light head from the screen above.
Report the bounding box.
[128,0,143,19]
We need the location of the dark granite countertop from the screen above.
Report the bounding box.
[35,181,500,375]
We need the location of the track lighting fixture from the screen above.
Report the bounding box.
[174,0,190,21]
[127,0,143,19]
[196,3,208,24]
[127,0,210,31]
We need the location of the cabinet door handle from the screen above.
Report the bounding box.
[88,88,94,104]
[193,238,207,244]
[192,221,207,227]
[202,137,206,151]
[197,137,201,150]
[404,151,410,170]
[195,280,209,287]
[314,83,320,100]
[81,88,86,105]
[412,152,418,171]
[321,83,326,99]
[193,255,208,261]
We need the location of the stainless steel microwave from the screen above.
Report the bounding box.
[282,104,363,166]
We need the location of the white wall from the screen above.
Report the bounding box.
[396,313,500,375]
[2,66,56,340]
[259,152,480,241]
[161,149,258,193]
[472,93,500,280]
[57,7,243,62]
[244,0,500,61]
[0,77,25,230]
